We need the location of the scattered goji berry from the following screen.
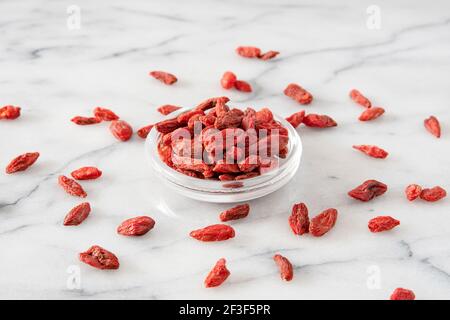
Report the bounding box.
[236,46,261,58]
[424,115,441,138]
[5,152,40,174]
[368,216,400,233]
[0,105,21,120]
[221,71,237,89]
[352,145,388,159]
[137,124,154,139]
[359,107,385,121]
[286,110,305,128]
[71,166,102,180]
[349,89,371,108]
[420,186,447,202]
[284,83,313,105]
[234,80,252,92]
[190,224,235,242]
[93,107,119,121]
[149,70,177,85]
[110,120,133,141]
[64,202,91,226]
[204,258,230,288]
[71,116,101,125]
[273,254,293,281]
[117,216,156,236]
[259,50,279,60]
[289,202,309,235]
[303,114,337,128]
[309,208,338,237]
[405,184,422,201]
[348,180,387,202]
[157,104,182,115]
[58,175,87,198]
[219,204,250,222]
[390,288,415,300]
[79,245,119,270]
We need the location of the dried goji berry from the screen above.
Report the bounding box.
[309,208,338,237]
[204,258,230,288]
[149,70,177,85]
[5,152,40,174]
[64,202,91,226]
[255,108,274,124]
[0,105,21,120]
[219,204,250,222]
[273,254,293,281]
[352,145,388,159]
[348,180,387,202]
[289,202,309,235]
[259,50,279,60]
[71,167,102,180]
[349,89,371,108]
[71,116,101,125]
[235,172,259,180]
[359,107,385,121]
[303,114,337,128]
[234,80,252,92]
[236,46,261,58]
[238,155,259,173]
[420,186,447,202]
[424,115,441,138]
[286,110,305,128]
[58,175,87,198]
[79,245,119,270]
[221,71,237,89]
[284,83,313,105]
[214,110,243,130]
[195,96,230,111]
[157,104,181,115]
[390,288,415,300]
[177,109,204,125]
[213,161,241,173]
[190,224,235,242]
[155,117,181,134]
[110,120,133,141]
[405,184,422,201]
[117,216,155,236]
[368,216,400,233]
[93,107,119,121]
[137,124,154,139]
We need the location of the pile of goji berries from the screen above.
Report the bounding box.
[3,46,447,301]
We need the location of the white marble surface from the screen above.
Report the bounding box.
[1,0,449,299]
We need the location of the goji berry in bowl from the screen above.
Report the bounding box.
[145,106,302,203]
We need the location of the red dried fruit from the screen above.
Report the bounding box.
[137,124,154,139]
[221,71,237,89]
[190,224,235,242]
[117,216,155,236]
[352,145,388,159]
[286,110,305,128]
[309,208,338,237]
[420,186,447,202]
[71,167,102,180]
[284,83,313,105]
[155,117,181,134]
[234,80,252,93]
[157,104,181,116]
[238,155,259,173]
[110,120,133,141]
[303,114,337,128]
[58,175,87,198]
[93,107,119,121]
[5,152,40,174]
[405,184,422,201]
[259,50,279,60]
[235,172,259,180]
[349,89,371,108]
[348,179,387,202]
[213,161,241,173]
[195,96,230,111]
[79,245,119,270]
[273,254,293,281]
[368,216,400,233]
[204,258,230,288]
[177,109,204,125]
[289,203,309,235]
[236,46,261,58]
[219,204,250,222]
[0,105,21,120]
[256,108,274,124]
[64,202,91,226]
[359,107,385,121]
[149,70,177,85]
[214,110,243,130]
[424,116,441,138]
[71,116,101,125]
[390,288,415,300]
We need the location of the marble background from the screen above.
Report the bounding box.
[0,0,449,299]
